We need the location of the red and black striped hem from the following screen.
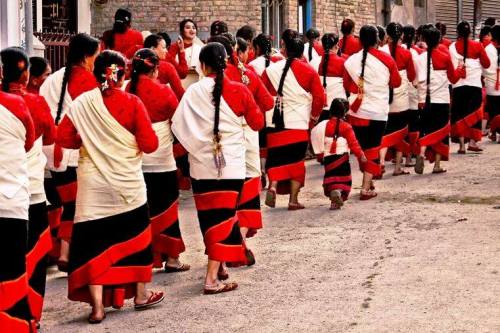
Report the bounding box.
[237,177,263,231]
[51,167,77,243]
[323,153,352,201]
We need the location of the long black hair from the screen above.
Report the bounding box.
[253,33,273,67]
[359,25,379,85]
[281,29,299,46]
[93,50,126,91]
[479,25,492,43]
[386,22,403,104]
[55,33,99,125]
[129,48,159,95]
[423,27,441,106]
[29,56,49,78]
[236,25,256,43]
[0,47,29,92]
[377,25,386,46]
[199,43,228,146]
[273,37,304,129]
[329,98,349,141]
[210,20,228,37]
[143,34,164,49]
[339,19,355,56]
[208,35,233,63]
[306,28,320,61]
[321,33,339,90]
[402,25,416,50]
[103,8,132,50]
[457,21,472,76]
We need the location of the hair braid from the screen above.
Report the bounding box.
[273,58,294,129]
[55,66,71,125]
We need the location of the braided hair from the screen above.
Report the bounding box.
[402,25,416,50]
[320,33,339,90]
[55,33,99,125]
[103,8,132,50]
[359,25,378,84]
[457,21,472,77]
[199,42,228,153]
[329,98,349,142]
[386,22,403,104]
[423,27,441,106]
[339,19,355,56]
[253,33,273,67]
[273,37,304,129]
[208,35,234,64]
[0,47,29,92]
[129,48,159,95]
[435,22,447,42]
[306,28,320,61]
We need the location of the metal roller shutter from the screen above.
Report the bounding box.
[436,0,458,39]
[462,0,480,38]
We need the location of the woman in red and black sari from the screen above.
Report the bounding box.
[172,43,264,293]
[379,22,417,177]
[57,51,163,323]
[449,21,491,153]
[101,8,144,59]
[39,33,100,272]
[343,25,402,200]
[127,48,189,273]
[1,48,56,328]
[261,35,324,210]
[415,27,464,174]
[0,67,36,332]
[483,25,500,142]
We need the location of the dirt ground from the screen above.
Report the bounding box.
[42,141,500,333]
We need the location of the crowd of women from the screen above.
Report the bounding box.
[0,7,498,331]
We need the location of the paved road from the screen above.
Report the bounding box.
[42,141,500,333]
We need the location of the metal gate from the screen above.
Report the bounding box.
[34,31,73,71]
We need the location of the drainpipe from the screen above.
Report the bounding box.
[24,0,33,54]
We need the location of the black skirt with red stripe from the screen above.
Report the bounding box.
[50,167,77,243]
[67,204,153,308]
[407,109,421,155]
[26,202,51,322]
[348,116,387,176]
[322,153,352,201]
[173,137,191,190]
[44,177,62,260]
[419,103,450,162]
[0,218,33,333]
[486,95,500,134]
[144,171,185,268]
[236,177,262,233]
[265,128,309,195]
[259,129,268,159]
[451,86,483,142]
[380,111,410,157]
[192,179,246,263]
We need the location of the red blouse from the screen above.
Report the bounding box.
[430,48,463,84]
[168,42,192,73]
[165,51,188,79]
[126,75,178,123]
[325,118,363,158]
[261,59,325,119]
[157,60,185,100]
[338,35,362,56]
[67,66,99,100]
[454,38,491,68]
[388,44,417,82]
[9,85,55,145]
[225,63,274,113]
[0,91,35,152]
[102,28,144,59]
[318,53,346,77]
[441,38,453,47]
[57,88,158,153]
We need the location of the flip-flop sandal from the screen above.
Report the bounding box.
[360,190,378,201]
[467,146,483,152]
[88,312,106,324]
[265,188,276,208]
[414,155,424,174]
[329,190,344,209]
[432,168,447,174]
[330,202,342,210]
[288,202,305,211]
[164,263,191,273]
[203,281,238,295]
[217,265,229,281]
[134,291,165,310]
[393,170,410,176]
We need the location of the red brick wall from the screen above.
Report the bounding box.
[312,0,377,35]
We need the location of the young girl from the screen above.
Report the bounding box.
[311,98,366,210]
[127,48,189,273]
[415,27,464,174]
[57,50,164,323]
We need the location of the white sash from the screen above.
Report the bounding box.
[303,43,320,63]
[265,60,313,129]
[27,137,47,204]
[390,69,410,113]
[67,88,147,222]
[142,120,176,173]
[172,77,246,179]
[39,67,79,171]
[0,104,29,219]
[248,56,267,76]
[311,120,348,157]
[449,43,483,88]
[178,40,203,89]
[242,121,261,178]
